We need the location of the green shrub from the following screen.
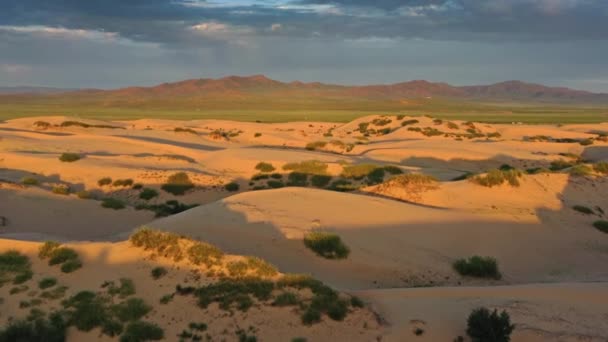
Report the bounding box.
[174,127,197,134]
[225,182,240,192]
[187,242,224,267]
[303,232,350,259]
[33,120,52,129]
[327,179,358,192]
[471,169,522,187]
[341,164,378,180]
[572,205,594,215]
[61,259,82,273]
[301,307,321,325]
[62,291,111,332]
[401,119,419,126]
[372,118,392,126]
[453,256,501,279]
[254,132,262,137]
[282,160,328,175]
[159,294,173,304]
[101,198,126,210]
[350,296,364,308]
[245,256,278,278]
[383,165,403,175]
[111,298,151,321]
[255,162,275,172]
[251,173,269,181]
[287,172,308,187]
[467,307,514,342]
[21,177,39,186]
[0,314,67,342]
[311,174,332,187]
[120,321,164,342]
[40,285,68,300]
[132,183,143,190]
[76,190,91,199]
[270,173,282,179]
[593,162,608,174]
[579,138,594,146]
[305,141,327,151]
[161,172,194,195]
[107,278,136,298]
[113,179,134,187]
[59,153,81,162]
[593,220,608,233]
[51,185,70,195]
[39,277,57,289]
[569,164,593,177]
[151,267,167,280]
[136,200,198,218]
[48,248,78,266]
[272,292,299,306]
[550,159,575,171]
[267,180,284,188]
[139,188,158,200]
[13,270,33,284]
[98,177,112,186]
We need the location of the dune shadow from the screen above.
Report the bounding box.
[0,127,74,136]
[115,135,223,151]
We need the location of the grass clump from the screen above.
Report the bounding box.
[311,174,332,187]
[467,307,514,342]
[593,220,608,234]
[225,182,240,192]
[129,227,184,261]
[106,278,136,298]
[341,164,378,180]
[38,243,82,273]
[51,185,70,195]
[39,277,58,289]
[255,162,275,172]
[572,205,594,215]
[550,159,576,171]
[98,177,112,186]
[267,180,284,188]
[305,141,327,151]
[150,267,167,280]
[283,160,328,175]
[471,169,522,187]
[111,298,151,322]
[453,256,501,279]
[76,190,91,199]
[113,179,134,187]
[272,292,299,306]
[60,259,82,273]
[287,172,308,187]
[593,162,608,174]
[58,153,81,162]
[101,198,126,210]
[139,188,158,200]
[569,164,593,177]
[0,313,68,342]
[161,172,194,195]
[303,232,350,259]
[187,242,224,267]
[120,321,164,342]
[254,132,262,137]
[21,177,39,186]
[0,250,32,286]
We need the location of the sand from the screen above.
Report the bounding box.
[1,114,608,340]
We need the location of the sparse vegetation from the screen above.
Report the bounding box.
[453,256,501,279]
[593,162,608,174]
[466,307,514,342]
[139,188,158,200]
[98,177,113,186]
[51,185,70,195]
[311,174,332,187]
[471,169,522,187]
[254,132,262,137]
[76,190,91,199]
[38,277,57,289]
[572,205,594,215]
[161,172,194,195]
[59,153,81,162]
[113,179,134,187]
[136,200,198,217]
[401,119,419,126]
[150,267,167,280]
[305,141,327,151]
[569,164,593,177]
[303,232,350,259]
[120,321,164,342]
[21,177,39,186]
[255,162,275,172]
[225,182,240,191]
[283,160,328,175]
[593,220,608,233]
[174,127,198,134]
[102,198,126,210]
[38,243,82,273]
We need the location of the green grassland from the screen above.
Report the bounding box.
[0,95,607,123]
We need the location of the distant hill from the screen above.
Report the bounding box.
[55,75,607,104]
[0,86,75,95]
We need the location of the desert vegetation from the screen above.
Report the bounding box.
[453,256,501,279]
[58,153,81,162]
[161,172,194,195]
[303,232,350,259]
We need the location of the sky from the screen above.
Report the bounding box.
[1,0,608,91]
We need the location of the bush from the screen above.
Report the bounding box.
[139,188,158,200]
[466,307,514,342]
[453,256,501,279]
[161,172,194,195]
[471,169,522,187]
[59,153,81,162]
[225,182,240,192]
[113,179,134,187]
[287,172,308,187]
[311,174,332,187]
[569,164,593,177]
[13,270,33,284]
[593,220,608,233]
[572,205,594,215]
[136,200,198,218]
[254,132,262,137]
[255,162,275,172]
[76,190,91,199]
[39,241,61,259]
[151,267,167,280]
[550,159,575,171]
[187,242,224,267]
[101,198,126,210]
[111,298,151,321]
[283,160,328,175]
[341,164,378,180]
[579,138,594,146]
[0,315,67,342]
[120,321,164,342]
[267,180,284,188]
[98,177,112,186]
[48,248,78,266]
[132,183,143,190]
[272,292,299,306]
[303,232,350,259]
[21,177,39,186]
[52,185,70,195]
[401,119,419,126]
[305,141,327,151]
[107,278,136,298]
[61,259,82,273]
[39,277,57,289]
[593,162,608,174]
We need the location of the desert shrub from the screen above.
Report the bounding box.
[401,119,419,126]
[471,169,522,187]
[305,141,327,151]
[132,183,143,190]
[225,182,240,191]
[0,314,67,342]
[76,190,91,199]
[39,277,57,289]
[433,119,443,125]
[358,122,370,132]
[159,294,173,304]
[62,291,111,332]
[287,172,308,186]
[98,177,112,186]
[383,165,403,175]
[61,259,82,273]
[593,162,608,174]
[48,248,78,266]
[38,241,61,259]
[341,164,378,180]
[251,173,269,181]
[593,220,608,233]
[136,200,198,217]
[272,292,299,306]
[372,118,392,126]
[487,132,502,138]
[282,160,328,175]
[255,162,275,172]
[187,242,224,267]
[446,122,459,129]
[107,278,136,298]
[161,172,194,195]
[303,232,350,259]
[327,179,358,192]
[101,198,126,210]
[174,127,197,134]
[113,179,134,187]
[254,132,262,137]
[130,227,182,257]
[526,167,551,174]
[267,180,284,188]
[52,185,70,195]
[40,286,68,300]
[245,256,278,277]
[59,153,81,162]
[139,188,158,200]
[311,174,332,187]
[150,267,167,280]
[453,256,501,279]
[466,307,514,342]
[550,159,575,171]
[13,270,33,284]
[569,164,593,177]
[350,296,364,308]
[0,251,31,281]
[572,205,594,215]
[194,279,274,312]
[111,298,151,322]
[270,173,283,179]
[366,167,386,185]
[21,177,39,186]
[33,120,52,128]
[120,321,164,342]
[301,307,321,325]
[579,138,594,146]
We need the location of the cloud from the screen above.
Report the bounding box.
[0,63,31,74]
